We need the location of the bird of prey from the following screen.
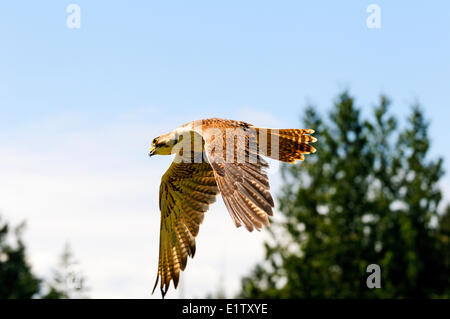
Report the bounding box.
[148,118,317,297]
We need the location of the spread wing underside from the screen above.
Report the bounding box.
[153,153,218,297]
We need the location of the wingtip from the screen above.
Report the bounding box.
[161,287,167,299]
[173,273,180,289]
[152,274,159,295]
[159,282,169,299]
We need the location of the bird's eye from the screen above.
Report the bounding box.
[152,138,157,144]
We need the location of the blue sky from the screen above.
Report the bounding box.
[1,1,449,298]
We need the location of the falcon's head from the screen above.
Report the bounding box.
[148,132,180,156]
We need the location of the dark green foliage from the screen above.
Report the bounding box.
[239,92,449,298]
[435,206,450,298]
[0,217,40,298]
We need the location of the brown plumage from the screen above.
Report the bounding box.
[149,118,316,297]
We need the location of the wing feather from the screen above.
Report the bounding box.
[153,154,219,298]
[195,120,275,232]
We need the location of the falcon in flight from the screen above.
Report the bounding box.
[148,118,317,297]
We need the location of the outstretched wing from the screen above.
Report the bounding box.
[153,154,219,297]
[197,119,275,232]
[195,118,316,232]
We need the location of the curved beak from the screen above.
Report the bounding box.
[148,146,156,157]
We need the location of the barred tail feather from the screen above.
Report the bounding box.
[255,128,317,163]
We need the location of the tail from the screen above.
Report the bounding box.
[255,128,317,163]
